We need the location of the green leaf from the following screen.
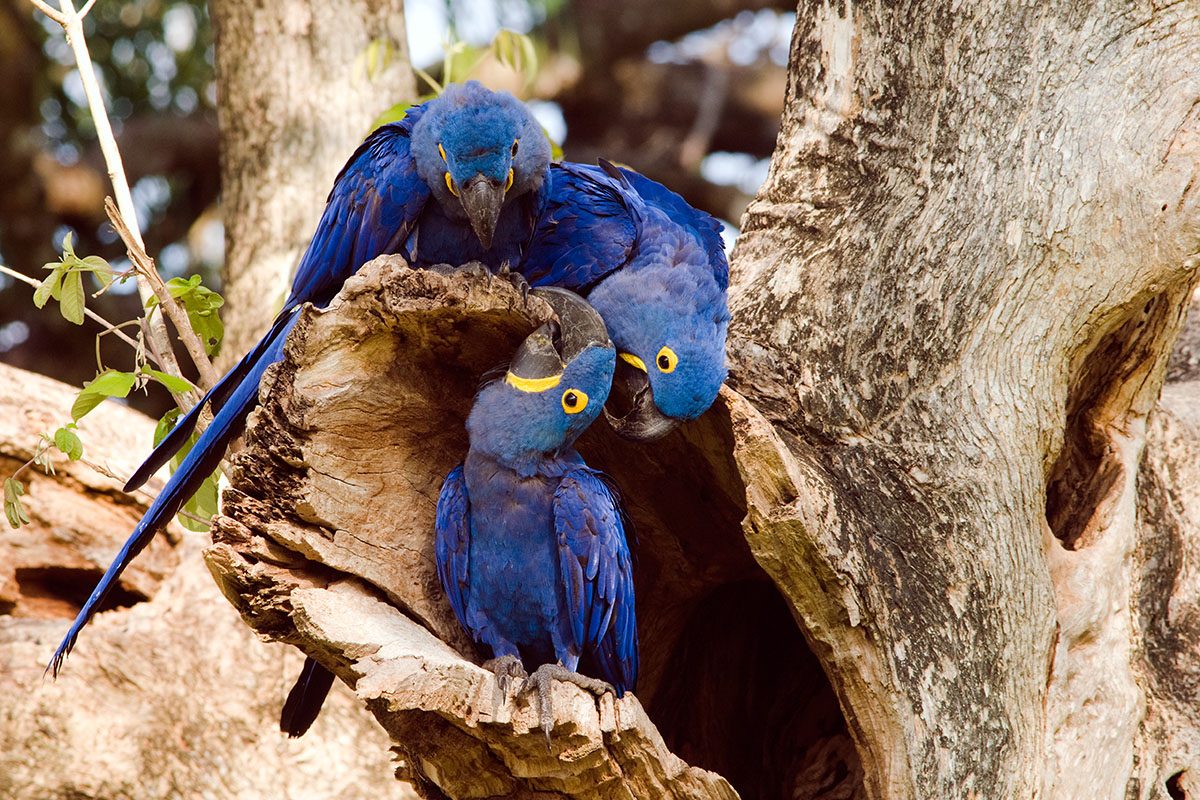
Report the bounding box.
[4,478,30,529]
[142,367,194,395]
[190,309,224,356]
[70,391,106,423]
[33,266,64,309]
[53,427,83,461]
[59,269,85,325]
[178,471,219,532]
[60,231,76,259]
[147,276,225,355]
[153,408,181,448]
[71,370,137,422]
[80,255,113,288]
[86,370,137,398]
[158,408,219,530]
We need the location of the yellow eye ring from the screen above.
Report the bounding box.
[444,172,458,197]
[561,388,588,414]
[438,143,448,162]
[505,169,514,192]
[656,346,678,373]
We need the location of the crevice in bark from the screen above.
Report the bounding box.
[647,580,861,800]
[1167,771,1187,800]
[1046,292,1176,550]
[8,566,146,618]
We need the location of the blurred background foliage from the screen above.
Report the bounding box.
[0,0,791,416]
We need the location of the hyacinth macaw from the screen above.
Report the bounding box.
[47,81,553,678]
[437,287,637,738]
[520,160,730,440]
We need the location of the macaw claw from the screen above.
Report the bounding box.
[518,662,617,749]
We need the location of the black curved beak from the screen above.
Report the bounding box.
[603,357,681,441]
[508,323,563,381]
[460,175,505,250]
[530,286,612,360]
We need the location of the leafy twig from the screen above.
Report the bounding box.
[0,263,148,358]
[105,198,220,390]
[29,0,205,396]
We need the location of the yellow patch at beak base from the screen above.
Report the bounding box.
[619,352,647,372]
[505,372,562,393]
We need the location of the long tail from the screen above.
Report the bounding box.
[280,656,337,737]
[46,315,296,677]
[124,312,299,493]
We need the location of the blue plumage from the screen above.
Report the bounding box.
[436,289,638,702]
[49,81,554,679]
[519,161,730,438]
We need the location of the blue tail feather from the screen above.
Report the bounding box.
[280,657,337,737]
[124,312,299,493]
[48,318,293,677]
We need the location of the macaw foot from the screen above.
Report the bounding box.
[428,260,493,282]
[519,663,616,748]
[482,654,528,717]
[496,260,531,302]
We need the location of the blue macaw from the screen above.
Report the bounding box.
[47,81,554,678]
[520,160,730,441]
[436,287,637,738]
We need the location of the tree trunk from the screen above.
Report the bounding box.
[203,1,1200,799]
[209,0,415,366]
[728,0,1200,797]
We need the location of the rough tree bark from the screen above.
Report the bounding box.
[209,0,415,365]
[204,1,1200,799]
[727,0,1200,798]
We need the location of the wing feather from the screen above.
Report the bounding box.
[553,468,638,694]
[434,464,472,632]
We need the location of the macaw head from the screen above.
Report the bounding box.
[411,81,552,249]
[468,288,615,470]
[586,263,729,441]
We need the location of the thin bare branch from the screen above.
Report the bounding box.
[28,0,210,400]
[26,0,64,24]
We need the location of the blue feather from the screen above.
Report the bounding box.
[48,316,292,676]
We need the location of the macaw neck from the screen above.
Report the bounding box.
[465,446,586,483]
[406,179,549,271]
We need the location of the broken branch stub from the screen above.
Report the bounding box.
[205,256,738,800]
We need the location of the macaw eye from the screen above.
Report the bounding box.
[444,172,458,197]
[438,143,448,163]
[505,169,514,192]
[511,139,519,157]
[561,388,588,414]
[656,346,678,373]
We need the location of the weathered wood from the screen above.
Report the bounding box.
[0,362,404,800]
